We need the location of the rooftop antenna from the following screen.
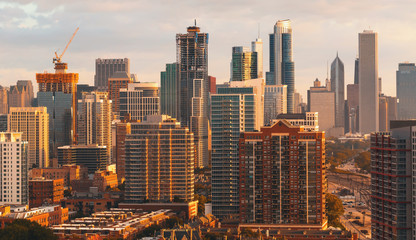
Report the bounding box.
[194,19,197,26]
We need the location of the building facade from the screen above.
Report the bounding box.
[239,120,326,226]
[307,79,335,132]
[78,92,112,160]
[211,78,264,219]
[346,84,359,133]
[396,62,416,120]
[330,54,345,129]
[378,95,397,132]
[119,82,160,121]
[274,112,319,131]
[231,46,258,81]
[267,20,295,113]
[264,85,287,125]
[57,145,107,174]
[108,71,132,118]
[94,58,130,91]
[29,178,64,208]
[0,87,8,114]
[8,107,49,168]
[0,132,29,205]
[8,80,34,108]
[251,38,263,78]
[359,30,379,133]
[160,63,178,118]
[125,115,195,203]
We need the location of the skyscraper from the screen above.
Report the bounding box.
[330,53,345,129]
[239,120,326,226]
[191,79,208,168]
[0,132,29,205]
[8,80,34,108]
[119,82,160,121]
[267,20,295,113]
[160,63,178,118]
[77,92,112,161]
[94,58,130,91]
[308,79,335,132]
[211,78,264,219]
[264,85,287,125]
[177,24,209,167]
[125,115,195,203]
[8,107,49,168]
[359,30,379,133]
[108,71,132,118]
[251,38,263,78]
[354,58,359,84]
[371,120,414,239]
[378,94,397,132]
[231,46,258,81]
[347,84,359,133]
[37,62,78,157]
[0,86,8,114]
[396,62,416,120]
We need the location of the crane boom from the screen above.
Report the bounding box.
[53,27,79,63]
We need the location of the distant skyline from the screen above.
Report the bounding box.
[1,0,416,98]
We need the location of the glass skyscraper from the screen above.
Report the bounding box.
[267,20,295,113]
[396,62,416,120]
[161,63,178,118]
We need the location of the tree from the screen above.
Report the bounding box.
[326,193,345,229]
[194,194,207,215]
[0,219,57,240]
[355,151,371,172]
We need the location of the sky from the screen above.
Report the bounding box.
[1,0,416,99]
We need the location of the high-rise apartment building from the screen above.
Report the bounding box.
[307,79,335,132]
[396,62,416,120]
[77,92,112,161]
[359,30,379,133]
[231,46,258,81]
[0,132,29,205]
[211,78,264,219]
[57,145,107,174]
[8,80,34,108]
[251,38,263,78]
[267,20,295,113]
[119,82,159,121]
[108,71,133,118]
[177,24,209,167]
[330,54,345,129]
[264,85,287,125]
[371,120,415,240]
[0,86,8,114]
[125,115,195,203]
[160,63,178,118]
[37,62,78,157]
[239,120,326,227]
[8,107,49,168]
[94,58,130,91]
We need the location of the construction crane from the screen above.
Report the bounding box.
[53,27,79,64]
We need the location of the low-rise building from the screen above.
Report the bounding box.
[92,170,118,192]
[0,204,68,227]
[61,192,121,215]
[31,164,87,187]
[29,178,64,208]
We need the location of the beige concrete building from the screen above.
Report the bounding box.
[78,92,112,161]
[359,30,379,133]
[307,79,335,132]
[8,80,34,108]
[8,107,49,168]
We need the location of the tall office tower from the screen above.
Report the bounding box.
[354,58,359,84]
[371,120,415,240]
[94,58,130,91]
[231,46,258,81]
[359,30,379,133]
[78,92,112,161]
[160,63,178,118]
[119,82,160,121]
[8,107,49,168]
[396,62,416,119]
[264,85,287,125]
[267,20,295,113]
[347,84,359,133]
[36,62,78,157]
[208,76,216,94]
[378,95,397,131]
[251,38,263,78]
[211,78,264,219]
[58,145,107,174]
[9,80,34,108]
[177,24,209,167]
[0,115,7,132]
[0,86,8,114]
[330,54,345,128]
[307,79,335,132]
[76,84,96,100]
[125,115,195,203]
[239,120,326,226]
[190,79,209,168]
[0,132,29,205]
[108,71,133,118]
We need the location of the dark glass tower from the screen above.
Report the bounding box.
[330,53,345,128]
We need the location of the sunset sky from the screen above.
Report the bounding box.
[1,0,415,98]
